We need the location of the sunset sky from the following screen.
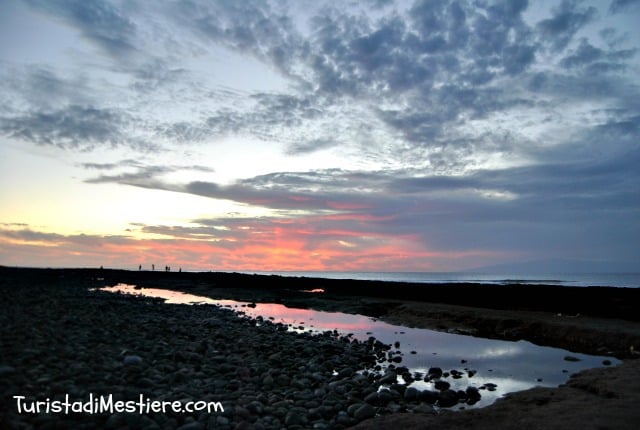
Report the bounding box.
[1,0,639,272]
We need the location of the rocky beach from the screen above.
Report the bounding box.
[2,267,640,429]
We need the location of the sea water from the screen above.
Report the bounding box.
[248,271,640,288]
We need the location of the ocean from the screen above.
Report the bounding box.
[249,271,640,288]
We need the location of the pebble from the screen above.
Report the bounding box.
[123,355,143,365]
[354,403,376,420]
[2,273,503,430]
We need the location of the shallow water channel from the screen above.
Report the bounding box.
[101,284,620,409]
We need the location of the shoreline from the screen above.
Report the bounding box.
[89,267,640,359]
[2,267,640,429]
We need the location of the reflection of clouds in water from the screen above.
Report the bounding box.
[474,345,524,359]
[100,284,620,408]
[100,284,219,305]
[408,375,535,409]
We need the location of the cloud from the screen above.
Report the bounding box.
[0,105,141,150]
[560,38,636,73]
[24,0,137,57]
[82,160,215,189]
[536,0,597,52]
[609,0,640,13]
[2,0,639,270]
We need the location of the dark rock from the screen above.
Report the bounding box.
[434,380,450,391]
[284,411,307,427]
[413,403,436,414]
[428,367,443,379]
[354,403,376,421]
[364,391,380,405]
[176,423,203,430]
[338,367,354,377]
[379,371,397,385]
[564,355,581,362]
[417,390,439,404]
[437,389,460,407]
[466,386,481,402]
[123,355,143,366]
[404,386,419,401]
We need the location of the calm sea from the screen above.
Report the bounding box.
[249,271,640,288]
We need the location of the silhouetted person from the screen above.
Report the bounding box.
[139,264,141,271]
[152,264,155,271]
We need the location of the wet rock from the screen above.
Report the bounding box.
[379,370,397,385]
[417,390,439,404]
[437,389,460,408]
[466,386,481,404]
[434,380,450,391]
[123,355,143,365]
[404,386,419,401]
[427,367,443,379]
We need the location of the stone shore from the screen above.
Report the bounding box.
[1,268,488,429]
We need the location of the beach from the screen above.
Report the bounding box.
[2,267,639,429]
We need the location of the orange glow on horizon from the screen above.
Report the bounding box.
[0,214,504,271]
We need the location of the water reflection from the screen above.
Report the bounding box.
[100,284,619,409]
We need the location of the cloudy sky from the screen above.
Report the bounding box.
[1,0,638,272]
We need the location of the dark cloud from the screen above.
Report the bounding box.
[83,161,214,188]
[168,0,303,78]
[560,38,636,73]
[0,105,141,150]
[609,0,640,13]
[25,0,137,57]
[536,0,597,52]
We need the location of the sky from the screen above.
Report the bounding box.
[0,0,639,272]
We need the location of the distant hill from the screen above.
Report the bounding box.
[468,259,638,274]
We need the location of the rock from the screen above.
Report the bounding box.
[364,391,380,405]
[379,371,397,385]
[378,390,394,405]
[413,403,436,414]
[285,410,307,426]
[354,403,376,421]
[246,401,264,415]
[437,389,460,408]
[404,386,419,401]
[564,355,581,362]
[603,360,612,366]
[466,386,481,403]
[123,355,143,365]
[262,374,274,386]
[176,423,203,430]
[434,380,450,391]
[0,365,16,376]
[338,367,354,377]
[427,367,443,379]
[216,416,230,426]
[418,390,439,404]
